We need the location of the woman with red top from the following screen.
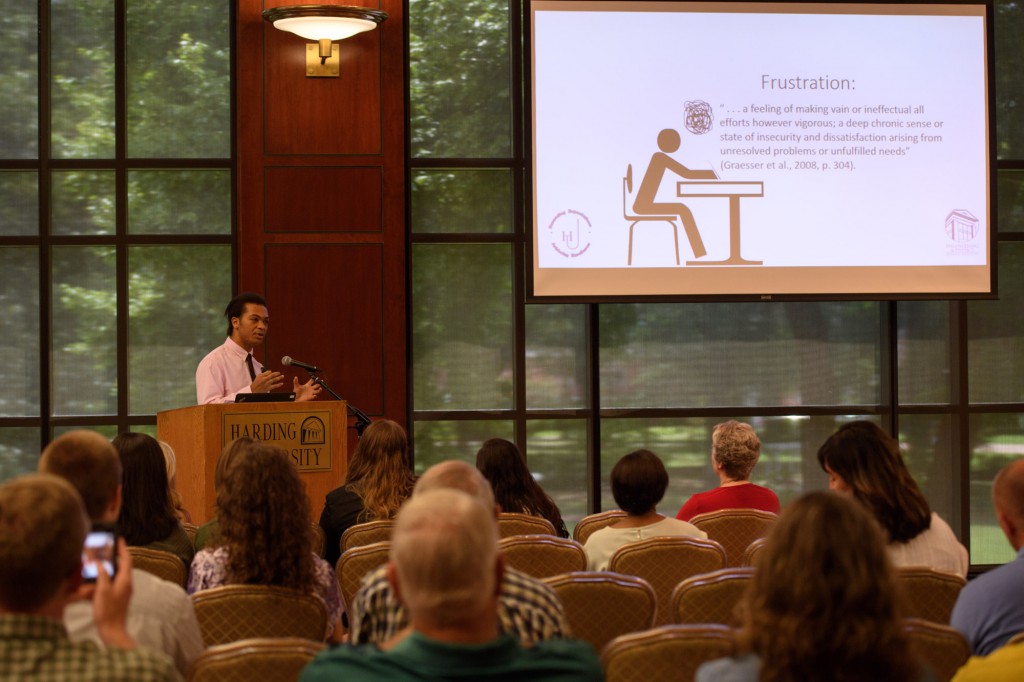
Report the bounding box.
[677,420,780,521]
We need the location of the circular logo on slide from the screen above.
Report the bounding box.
[547,209,592,258]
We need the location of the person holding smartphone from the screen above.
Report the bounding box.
[0,474,180,681]
[39,430,203,675]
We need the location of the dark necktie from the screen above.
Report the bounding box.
[245,354,256,381]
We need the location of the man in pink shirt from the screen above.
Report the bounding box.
[195,292,320,404]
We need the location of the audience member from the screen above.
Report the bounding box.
[477,438,569,537]
[951,459,1024,654]
[583,449,706,571]
[193,436,255,550]
[301,488,602,681]
[113,433,195,569]
[0,474,180,681]
[697,491,928,682]
[188,443,343,640]
[817,420,968,577]
[347,460,569,646]
[676,420,780,521]
[40,431,203,675]
[158,440,192,524]
[951,641,1024,682]
[319,419,416,567]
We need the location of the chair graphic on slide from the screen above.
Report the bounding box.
[623,164,680,266]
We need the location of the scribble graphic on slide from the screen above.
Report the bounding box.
[628,126,765,266]
[685,100,714,135]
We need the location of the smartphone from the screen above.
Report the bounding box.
[81,523,118,583]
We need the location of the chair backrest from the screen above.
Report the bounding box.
[903,617,971,682]
[191,584,328,647]
[671,567,754,627]
[896,567,966,625]
[340,520,394,553]
[573,509,628,545]
[623,165,633,218]
[128,546,187,587]
[543,571,657,655]
[608,536,727,626]
[740,537,766,567]
[1008,630,1024,646]
[601,624,735,682]
[182,522,199,548]
[310,523,326,558]
[499,535,587,579]
[497,512,556,538]
[186,637,325,682]
[689,509,778,567]
[336,540,391,612]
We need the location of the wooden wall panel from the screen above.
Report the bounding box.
[263,243,384,416]
[236,0,407,442]
[264,166,382,232]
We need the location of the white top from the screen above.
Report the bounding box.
[887,512,969,578]
[195,336,262,404]
[583,516,708,571]
[64,567,204,675]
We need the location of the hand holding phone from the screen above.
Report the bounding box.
[81,523,118,583]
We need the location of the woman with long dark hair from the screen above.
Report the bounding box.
[113,432,194,568]
[319,419,416,566]
[475,438,568,538]
[188,443,342,639]
[698,491,928,682]
[817,420,967,576]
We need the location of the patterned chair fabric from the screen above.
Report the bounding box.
[309,523,326,558]
[573,510,628,545]
[340,520,394,553]
[896,567,966,625]
[903,617,971,682]
[128,547,187,588]
[191,585,328,647]
[740,537,766,567]
[689,509,778,567]
[499,535,587,579]
[336,541,391,613]
[608,536,727,626]
[601,624,736,682]
[543,571,657,655]
[497,512,556,538]
[186,637,325,682]
[671,567,754,627]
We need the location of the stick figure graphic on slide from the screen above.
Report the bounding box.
[633,128,718,258]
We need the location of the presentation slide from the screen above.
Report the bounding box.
[530,1,990,298]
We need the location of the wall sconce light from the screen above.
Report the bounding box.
[262,5,388,78]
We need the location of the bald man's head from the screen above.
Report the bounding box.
[993,459,1024,550]
[414,460,496,511]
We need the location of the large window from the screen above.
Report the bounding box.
[408,0,1024,567]
[0,1,233,479]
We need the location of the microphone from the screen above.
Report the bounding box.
[281,356,322,373]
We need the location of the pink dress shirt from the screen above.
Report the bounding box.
[195,337,263,404]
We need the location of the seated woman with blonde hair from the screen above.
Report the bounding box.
[818,420,967,577]
[583,449,706,571]
[677,420,780,521]
[697,491,931,682]
[189,443,343,640]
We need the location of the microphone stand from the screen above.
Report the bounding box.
[304,371,373,437]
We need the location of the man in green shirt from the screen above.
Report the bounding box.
[0,474,180,681]
[301,487,602,682]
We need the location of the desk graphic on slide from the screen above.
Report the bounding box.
[676,180,764,266]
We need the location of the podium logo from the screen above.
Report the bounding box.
[300,417,326,445]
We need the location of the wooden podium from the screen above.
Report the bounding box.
[157,401,348,525]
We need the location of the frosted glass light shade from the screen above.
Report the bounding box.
[262,5,387,41]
